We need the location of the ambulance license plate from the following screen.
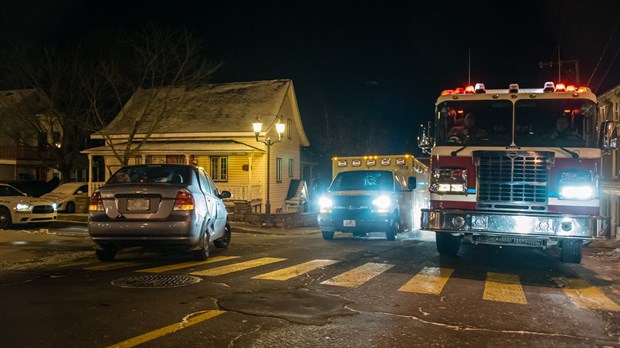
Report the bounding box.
[343,220,356,227]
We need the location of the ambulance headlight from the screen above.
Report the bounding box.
[372,195,392,213]
[558,170,596,200]
[319,196,334,213]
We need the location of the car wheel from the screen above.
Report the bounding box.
[194,231,210,261]
[0,207,12,229]
[65,202,75,214]
[436,233,461,256]
[385,218,399,241]
[214,223,231,249]
[322,231,334,240]
[96,247,117,262]
[560,239,582,263]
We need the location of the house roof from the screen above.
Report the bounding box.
[95,79,310,146]
[82,140,265,156]
[0,89,50,115]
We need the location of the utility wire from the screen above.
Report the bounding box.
[587,13,620,87]
[593,44,620,93]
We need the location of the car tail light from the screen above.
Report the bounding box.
[89,191,104,211]
[174,190,195,211]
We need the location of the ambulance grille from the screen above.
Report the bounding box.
[474,151,554,211]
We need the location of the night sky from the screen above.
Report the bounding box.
[1,0,619,157]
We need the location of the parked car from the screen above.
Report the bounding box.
[0,183,58,228]
[88,164,232,261]
[41,182,89,213]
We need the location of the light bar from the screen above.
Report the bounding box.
[509,83,519,93]
[543,81,555,92]
[474,83,486,93]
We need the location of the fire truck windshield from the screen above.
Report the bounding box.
[436,99,597,148]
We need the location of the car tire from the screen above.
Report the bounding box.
[214,223,231,249]
[65,202,75,214]
[96,247,117,262]
[322,231,334,240]
[0,207,12,229]
[560,239,582,263]
[436,233,461,256]
[194,231,210,261]
[385,218,399,241]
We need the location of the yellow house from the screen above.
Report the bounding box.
[82,79,310,215]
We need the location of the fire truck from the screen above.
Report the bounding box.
[418,82,617,263]
[318,154,429,240]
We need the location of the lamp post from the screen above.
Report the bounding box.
[252,116,285,221]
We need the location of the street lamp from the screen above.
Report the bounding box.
[252,116,286,221]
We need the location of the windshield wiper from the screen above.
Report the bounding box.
[451,145,468,156]
[559,146,579,158]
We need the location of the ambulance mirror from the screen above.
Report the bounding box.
[418,122,432,154]
[599,121,618,150]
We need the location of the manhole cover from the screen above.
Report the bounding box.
[111,274,202,288]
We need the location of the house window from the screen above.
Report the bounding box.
[210,156,228,182]
[276,157,282,183]
[145,156,152,164]
[287,118,293,140]
[288,158,294,177]
[135,156,142,165]
[167,155,185,164]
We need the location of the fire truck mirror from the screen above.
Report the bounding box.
[599,121,618,150]
[418,122,432,153]
[407,177,417,190]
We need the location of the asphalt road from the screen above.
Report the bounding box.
[1,222,619,347]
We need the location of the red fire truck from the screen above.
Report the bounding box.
[418,82,617,263]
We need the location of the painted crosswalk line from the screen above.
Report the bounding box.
[84,262,142,271]
[137,256,241,273]
[320,262,394,288]
[252,259,339,281]
[190,257,287,276]
[398,267,454,295]
[483,272,527,304]
[553,278,620,312]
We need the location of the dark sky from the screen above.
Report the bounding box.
[1,0,619,155]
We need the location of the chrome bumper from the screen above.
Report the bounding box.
[421,208,604,239]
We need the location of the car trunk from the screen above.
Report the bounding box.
[98,184,184,219]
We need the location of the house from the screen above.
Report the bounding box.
[0,89,57,182]
[598,84,620,240]
[82,79,311,217]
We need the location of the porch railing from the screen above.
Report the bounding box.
[217,184,261,201]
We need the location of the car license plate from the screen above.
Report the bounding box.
[343,220,356,227]
[127,198,149,211]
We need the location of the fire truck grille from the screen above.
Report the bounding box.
[474,151,554,211]
[472,235,547,247]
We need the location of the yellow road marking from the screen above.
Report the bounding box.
[137,256,241,273]
[483,272,527,304]
[553,278,620,312]
[320,262,394,288]
[107,310,225,348]
[190,257,287,276]
[59,260,98,268]
[252,259,338,280]
[84,262,142,271]
[398,267,454,295]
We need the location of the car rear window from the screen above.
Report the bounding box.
[108,165,190,184]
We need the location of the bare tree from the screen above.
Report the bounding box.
[85,23,221,168]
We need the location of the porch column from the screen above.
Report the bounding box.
[87,154,93,197]
[184,154,190,165]
[248,153,253,200]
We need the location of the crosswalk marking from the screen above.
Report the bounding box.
[553,278,620,312]
[84,262,142,271]
[252,259,339,281]
[137,256,241,273]
[190,257,287,276]
[398,267,454,295]
[321,262,394,288]
[483,272,527,304]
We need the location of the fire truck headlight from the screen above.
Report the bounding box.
[559,185,594,200]
[372,195,392,213]
[558,170,596,200]
[430,168,467,195]
[319,196,334,213]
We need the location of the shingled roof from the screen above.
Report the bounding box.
[96,79,308,145]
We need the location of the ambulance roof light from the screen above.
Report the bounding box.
[464,85,475,94]
[566,85,576,92]
[474,83,486,93]
[543,81,555,92]
[555,83,566,92]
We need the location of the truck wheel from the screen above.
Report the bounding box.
[560,239,582,263]
[436,233,461,256]
[385,219,399,241]
[96,247,117,262]
[322,231,334,240]
[0,207,13,229]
